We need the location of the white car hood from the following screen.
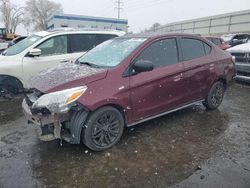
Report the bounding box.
[227,43,250,53]
[0,54,8,62]
[0,54,17,63]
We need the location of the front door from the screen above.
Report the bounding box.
[22,35,78,87]
[129,38,189,122]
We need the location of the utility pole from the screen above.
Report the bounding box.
[115,0,123,19]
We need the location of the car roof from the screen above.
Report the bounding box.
[120,32,205,40]
[204,36,221,39]
[34,28,126,38]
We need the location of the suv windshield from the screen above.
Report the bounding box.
[77,38,147,67]
[3,35,42,56]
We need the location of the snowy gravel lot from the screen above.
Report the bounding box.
[0,83,249,188]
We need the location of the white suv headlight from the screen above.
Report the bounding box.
[32,86,87,113]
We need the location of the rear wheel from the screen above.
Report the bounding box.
[203,81,225,110]
[82,106,124,151]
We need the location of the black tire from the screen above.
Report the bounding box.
[203,81,225,110]
[82,106,124,151]
[0,78,23,96]
[0,85,16,99]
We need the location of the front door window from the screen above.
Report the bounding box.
[37,35,67,56]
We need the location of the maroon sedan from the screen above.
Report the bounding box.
[22,33,235,151]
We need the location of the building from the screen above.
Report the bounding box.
[148,9,250,35]
[48,13,128,32]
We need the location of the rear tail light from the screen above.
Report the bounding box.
[232,56,236,63]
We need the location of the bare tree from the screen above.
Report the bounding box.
[149,23,161,32]
[0,0,24,33]
[24,0,63,31]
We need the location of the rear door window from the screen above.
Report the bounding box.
[203,43,212,55]
[135,38,179,68]
[181,38,209,60]
[69,34,117,53]
[96,34,117,44]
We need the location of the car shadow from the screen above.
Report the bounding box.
[32,104,229,188]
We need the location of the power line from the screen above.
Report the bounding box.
[115,0,124,19]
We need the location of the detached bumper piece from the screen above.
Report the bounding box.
[22,99,71,142]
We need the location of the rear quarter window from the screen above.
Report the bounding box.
[212,38,222,45]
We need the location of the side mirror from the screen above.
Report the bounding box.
[133,60,154,74]
[29,48,41,57]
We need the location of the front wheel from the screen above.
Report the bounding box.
[0,85,19,99]
[0,79,23,99]
[82,106,124,151]
[203,81,225,110]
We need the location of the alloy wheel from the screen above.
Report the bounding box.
[91,111,121,147]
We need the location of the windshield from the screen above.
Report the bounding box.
[77,38,147,67]
[3,35,42,56]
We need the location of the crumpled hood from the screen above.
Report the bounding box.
[29,62,107,93]
[227,43,250,53]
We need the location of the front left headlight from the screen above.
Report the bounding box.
[32,86,87,113]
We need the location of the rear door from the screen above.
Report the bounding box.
[129,37,189,121]
[179,37,214,101]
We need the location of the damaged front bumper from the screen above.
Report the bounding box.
[22,98,88,144]
[22,99,70,141]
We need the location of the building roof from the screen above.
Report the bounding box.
[48,13,128,25]
[159,9,250,27]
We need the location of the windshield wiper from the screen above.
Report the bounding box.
[1,50,6,56]
[78,61,100,68]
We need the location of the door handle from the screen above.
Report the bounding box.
[209,64,215,70]
[173,74,183,82]
[60,60,70,63]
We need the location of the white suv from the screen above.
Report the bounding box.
[0,29,125,96]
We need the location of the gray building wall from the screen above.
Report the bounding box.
[148,9,250,35]
[48,14,128,32]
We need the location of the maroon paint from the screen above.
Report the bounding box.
[38,33,235,125]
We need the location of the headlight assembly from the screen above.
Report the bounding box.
[32,86,87,113]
